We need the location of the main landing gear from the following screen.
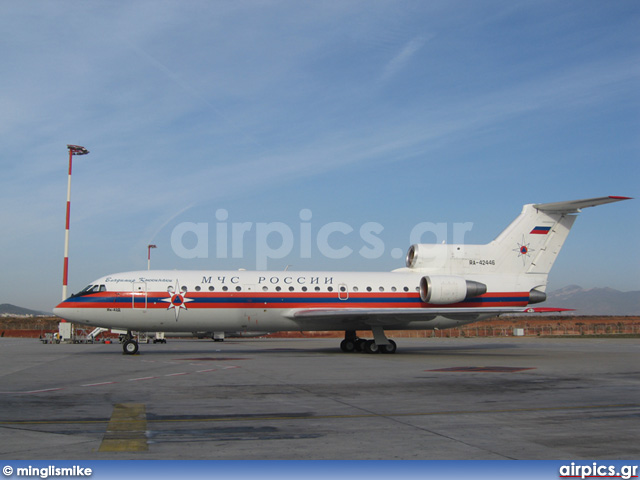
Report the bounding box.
[340,328,397,354]
[121,330,139,355]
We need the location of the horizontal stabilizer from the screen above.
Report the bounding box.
[533,196,631,213]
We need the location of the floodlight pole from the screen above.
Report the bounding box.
[62,144,89,301]
[148,244,157,270]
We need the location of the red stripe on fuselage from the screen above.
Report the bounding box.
[57,291,530,310]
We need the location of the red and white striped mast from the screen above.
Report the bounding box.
[62,144,89,301]
[148,244,157,270]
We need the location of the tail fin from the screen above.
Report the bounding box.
[491,196,631,275]
[403,196,631,279]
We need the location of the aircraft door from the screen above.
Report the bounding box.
[241,284,261,331]
[132,282,147,309]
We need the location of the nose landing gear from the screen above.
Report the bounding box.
[121,331,139,355]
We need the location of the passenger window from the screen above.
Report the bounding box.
[208,286,215,291]
[195,286,201,292]
[366,287,372,292]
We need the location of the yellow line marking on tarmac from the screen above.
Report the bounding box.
[98,403,148,452]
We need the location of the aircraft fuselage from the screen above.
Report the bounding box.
[54,269,526,333]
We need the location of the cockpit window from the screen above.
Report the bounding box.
[72,284,106,297]
[76,285,95,296]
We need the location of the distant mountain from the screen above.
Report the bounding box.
[546,286,640,315]
[0,304,50,316]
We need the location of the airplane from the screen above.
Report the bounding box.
[54,196,631,355]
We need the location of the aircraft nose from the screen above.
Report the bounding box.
[53,300,70,318]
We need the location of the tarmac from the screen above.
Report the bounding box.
[0,336,638,460]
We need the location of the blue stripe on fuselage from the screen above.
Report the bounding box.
[64,293,529,306]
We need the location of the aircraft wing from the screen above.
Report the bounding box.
[285,307,571,329]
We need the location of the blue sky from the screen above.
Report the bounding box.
[0,1,638,312]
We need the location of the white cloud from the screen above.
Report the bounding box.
[378,35,432,84]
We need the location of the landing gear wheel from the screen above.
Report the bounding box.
[355,338,367,352]
[123,339,139,355]
[340,339,356,352]
[364,340,379,354]
[380,340,397,354]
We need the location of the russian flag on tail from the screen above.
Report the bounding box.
[530,226,551,235]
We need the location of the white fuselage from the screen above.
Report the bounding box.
[54,269,531,333]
